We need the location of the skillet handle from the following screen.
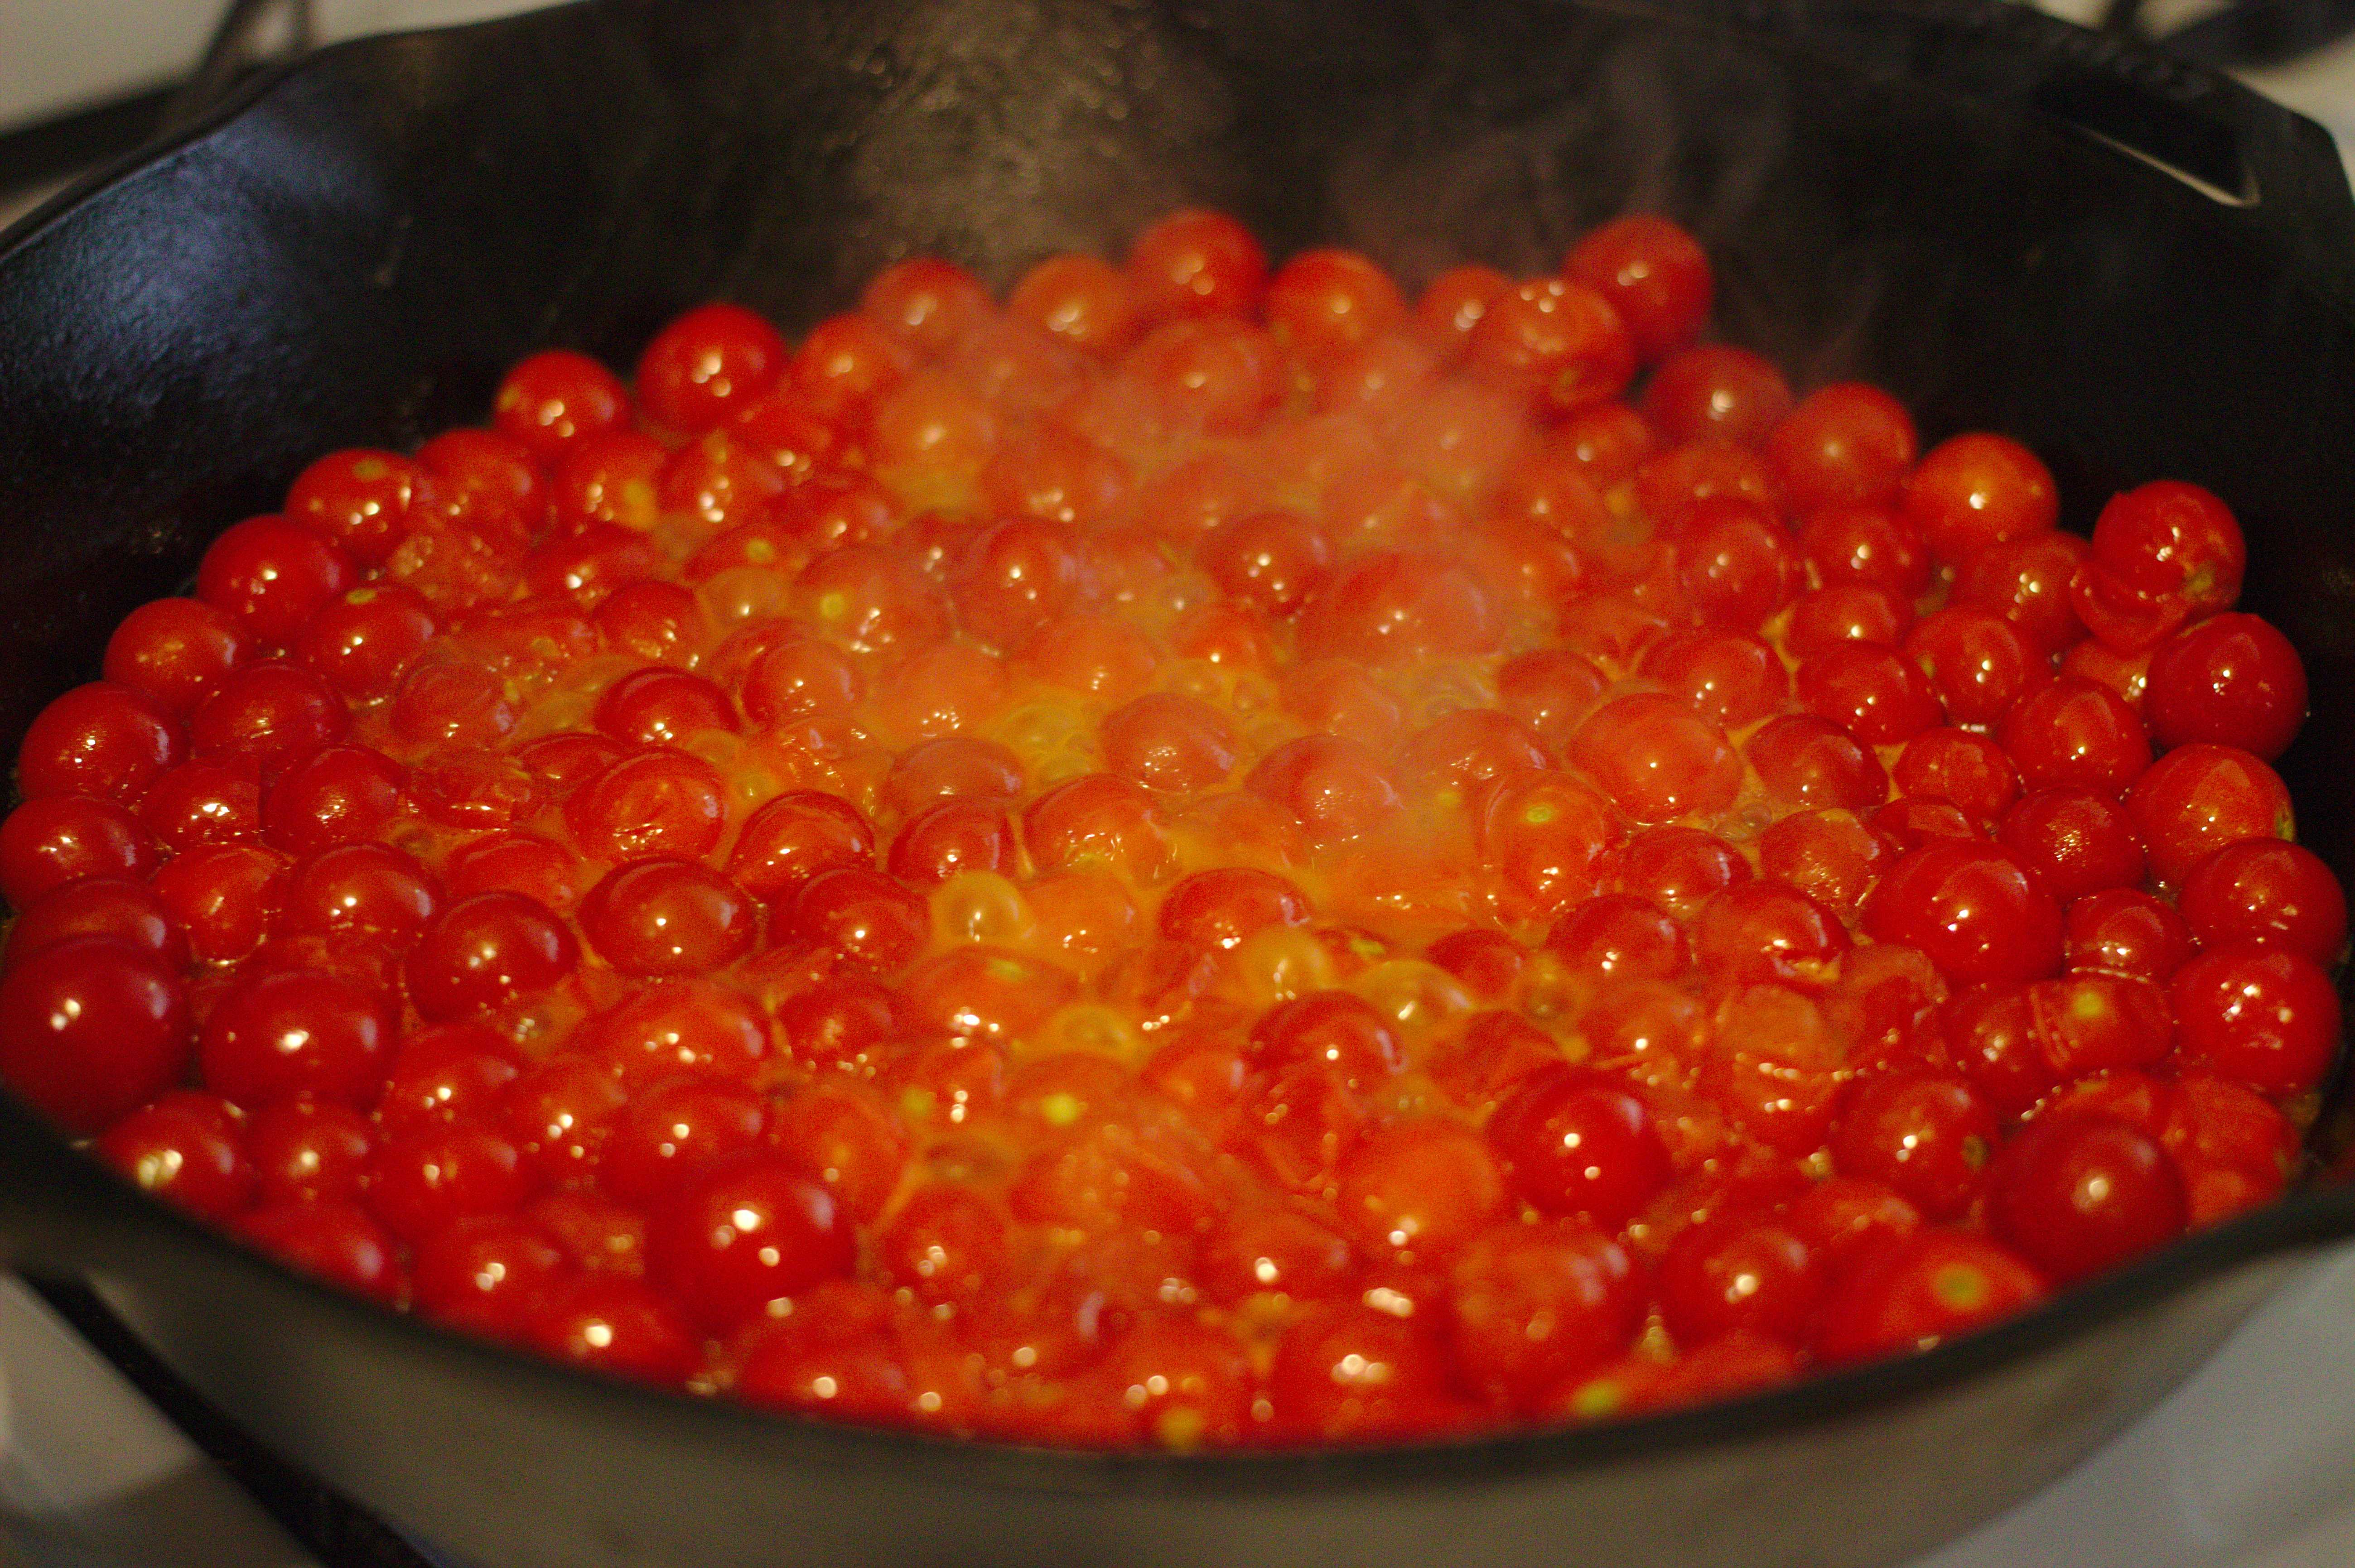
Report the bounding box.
[1713,0,2355,294]
[163,0,319,135]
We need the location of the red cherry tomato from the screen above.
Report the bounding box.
[198,967,392,1107]
[2143,612,2307,760]
[1125,209,1269,322]
[1814,1232,2045,1366]
[103,598,251,714]
[648,1151,856,1332]
[2178,839,2346,961]
[496,350,629,465]
[2171,943,2341,1096]
[1486,1064,1670,1227]
[637,303,786,433]
[1988,1114,2187,1285]
[0,938,191,1134]
[1903,434,2057,565]
[406,892,579,1021]
[1860,840,2063,985]
[1766,384,1916,512]
[1566,215,1712,362]
[1449,1217,1646,1408]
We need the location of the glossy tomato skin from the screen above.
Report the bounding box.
[577,860,758,976]
[1767,384,1916,512]
[648,1151,856,1332]
[150,843,285,963]
[1449,1217,1647,1409]
[1009,252,1140,357]
[528,1275,700,1385]
[2125,743,2294,885]
[1334,1119,1505,1260]
[412,1214,570,1342]
[1955,530,2090,658]
[238,1202,404,1305]
[1487,1068,1671,1226]
[1906,606,2041,728]
[1998,678,2152,798]
[1570,694,1742,822]
[1269,1302,1462,1441]
[299,587,439,702]
[598,1077,768,1203]
[1566,216,1712,362]
[367,1123,536,1246]
[96,1091,255,1222]
[419,428,545,544]
[1829,1075,1998,1221]
[1893,728,2019,824]
[198,516,356,647]
[496,350,629,465]
[1904,434,2057,566]
[1658,1217,1822,1345]
[1745,715,1887,814]
[287,449,439,569]
[199,968,393,1107]
[2144,613,2307,760]
[1996,789,2146,906]
[4,877,188,973]
[2171,944,2341,1096]
[1297,550,1501,667]
[2090,480,2245,616]
[1269,250,1409,370]
[0,938,190,1134]
[637,303,786,433]
[374,1024,522,1140]
[17,681,185,803]
[406,892,580,1021]
[1464,275,1634,414]
[1126,209,1268,322]
[2063,890,2194,984]
[1987,1113,2186,1284]
[1784,1177,1923,1280]
[1641,361,1781,474]
[2178,840,2345,961]
[1814,1232,2045,1367]
[104,598,251,714]
[1860,841,2063,985]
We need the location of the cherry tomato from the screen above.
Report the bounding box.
[2143,612,2306,760]
[1487,1064,1670,1227]
[1859,841,2062,985]
[0,938,190,1134]
[1567,215,1711,361]
[1987,1114,2186,1285]
[1813,1232,2045,1366]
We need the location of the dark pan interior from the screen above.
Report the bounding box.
[3,1,2355,1565]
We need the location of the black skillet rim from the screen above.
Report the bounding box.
[3,0,2353,1501]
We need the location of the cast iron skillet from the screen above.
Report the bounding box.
[3,1,2355,1564]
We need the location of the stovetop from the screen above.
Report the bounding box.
[9,2,2355,1565]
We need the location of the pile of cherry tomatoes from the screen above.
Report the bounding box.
[0,207,2337,1448]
